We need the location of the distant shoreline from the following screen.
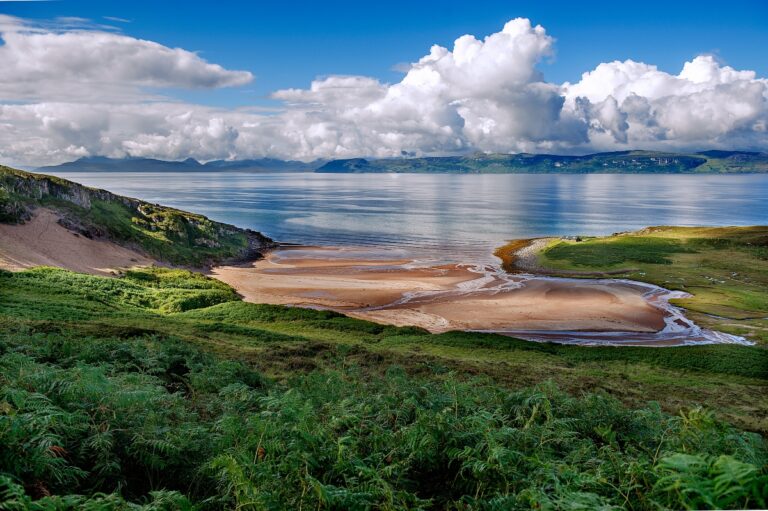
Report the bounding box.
[33,149,768,174]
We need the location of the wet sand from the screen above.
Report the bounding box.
[209,246,703,344]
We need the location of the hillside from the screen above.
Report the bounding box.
[0,165,273,266]
[32,150,768,175]
[317,150,768,173]
[496,226,768,346]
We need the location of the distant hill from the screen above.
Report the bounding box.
[204,158,324,172]
[37,156,324,173]
[316,150,768,174]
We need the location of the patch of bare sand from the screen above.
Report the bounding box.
[210,248,476,309]
[0,208,153,275]
[211,247,666,334]
[397,279,664,333]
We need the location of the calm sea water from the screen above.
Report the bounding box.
[50,172,768,261]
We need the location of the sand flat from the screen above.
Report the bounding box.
[211,246,667,335]
[210,249,477,309]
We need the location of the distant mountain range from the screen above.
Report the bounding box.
[316,150,768,174]
[36,150,768,174]
[36,156,324,173]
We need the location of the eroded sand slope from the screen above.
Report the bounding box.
[0,208,153,275]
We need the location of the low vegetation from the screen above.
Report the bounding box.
[1,266,767,509]
[527,226,768,346]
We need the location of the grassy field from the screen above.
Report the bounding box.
[1,266,767,508]
[516,226,768,347]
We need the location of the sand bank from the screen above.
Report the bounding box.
[0,208,153,275]
[211,246,675,340]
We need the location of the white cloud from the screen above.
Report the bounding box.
[0,16,765,167]
[562,55,768,149]
[268,18,588,157]
[0,15,253,102]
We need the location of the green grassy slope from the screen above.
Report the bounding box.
[0,165,273,266]
[517,226,768,346]
[1,267,767,508]
[317,150,768,173]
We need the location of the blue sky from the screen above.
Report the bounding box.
[2,0,767,108]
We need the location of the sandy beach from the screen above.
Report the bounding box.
[210,246,667,335]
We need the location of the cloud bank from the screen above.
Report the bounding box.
[0,15,765,167]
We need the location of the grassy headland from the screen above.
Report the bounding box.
[0,165,273,266]
[497,226,768,346]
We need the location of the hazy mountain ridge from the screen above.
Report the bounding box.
[37,156,325,173]
[34,150,768,174]
[316,150,768,174]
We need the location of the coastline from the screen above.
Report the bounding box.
[0,206,751,347]
[494,238,640,276]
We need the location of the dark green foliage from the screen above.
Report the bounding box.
[427,331,768,380]
[0,267,238,321]
[183,301,408,335]
[0,476,195,510]
[1,332,765,509]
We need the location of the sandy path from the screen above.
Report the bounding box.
[211,246,667,335]
[0,208,153,275]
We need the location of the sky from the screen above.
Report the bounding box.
[0,0,766,167]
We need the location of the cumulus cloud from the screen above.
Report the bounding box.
[0,15,253,102]
[0,16,765,167]
[562,55,768,150]
[270,18,588,157]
